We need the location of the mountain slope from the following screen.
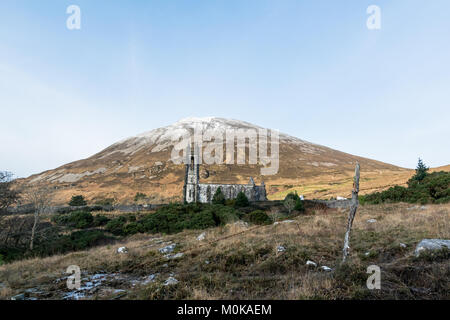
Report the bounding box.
[19,117,409,204]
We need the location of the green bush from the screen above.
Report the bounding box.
[93,214,110,227]
[69,195,87,206]
[138,203,240,234]
[52,210,94,229]
[105,216,127,236]
[235,191,249,207]
[283,192,304,213]
[39,230,112,254]
[123,222,143,235]
[245,210,272,225]
[212,187,226,205]
[361,171,450,205]
[134,192,147,202]
[94,198,115,206]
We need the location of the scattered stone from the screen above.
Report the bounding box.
[159,244,176,254]
[143,274,157,284]
[11,293,25,301]
[164,277,179,286]
[197,232,206,241]
[420,206,427,210]
[414,239,450,257]
[117,247,128,254]
[300,195,304,200]
[274,220,295,225]
[165,252,184,260]
[367,219,377,223]
[233,221,249,228]
[365,251,371,257]
[306,260,317,267]
[400,243,407,248]
[162,263,169,268]
[277,245,286,252]
[320,266,332,272]
[336,196,347,200]
[205,260,210,265]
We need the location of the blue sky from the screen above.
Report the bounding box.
[1,1,449,177]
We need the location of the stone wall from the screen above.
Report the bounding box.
[197,183,266,203]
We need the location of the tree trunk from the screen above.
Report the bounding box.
[30,211,39,251]
[342,163,360,262]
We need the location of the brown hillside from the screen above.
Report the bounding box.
[16,117,415,205]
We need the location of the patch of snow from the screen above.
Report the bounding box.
[164,277,179,286]
[306,260,317,267]
[320,266,332,272]
[159,244,176,254]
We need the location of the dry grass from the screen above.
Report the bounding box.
[0,203,449,300]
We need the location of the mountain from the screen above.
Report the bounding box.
[18,117,409,204]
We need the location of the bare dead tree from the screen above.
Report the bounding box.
[22,186,53,251]
[342,162,360,263]
[0,171,20,214]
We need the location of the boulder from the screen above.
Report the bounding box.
[11,293,25,300]
[117,247,128,254]
[159,244,176,254]
[164,277,179,286]
[197,232,206,241]
[415,239,450,256]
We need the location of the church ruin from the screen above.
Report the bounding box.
[183,145,267,203]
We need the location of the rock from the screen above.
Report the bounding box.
[400,243,407,248]
[11,293,25,300]
[367,219,377,223]
[197,232,206,241]
[414,239,450,256]
[164,277,179,286]
[143,274,157,284]
[159,244,176,254]
[320,266,332,272]
[117,247,128,254]
[274,219,295,225]
[364,251,371,257]
[306,260,317,267]
[234,221,249,228]
[162,263,169,268]
[165,252,184,260]
[205,260,210,265]
[277,245,286,252]
[337,196,347,200]
[300,195,304,200]
[420,206,427,210]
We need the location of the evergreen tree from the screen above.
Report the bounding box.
[212,187,225,205]
[69,195,87,206]
[411,158,429,183]
[235,191,249,207]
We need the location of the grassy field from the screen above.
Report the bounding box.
[1,202,448,300]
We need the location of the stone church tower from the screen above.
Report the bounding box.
[183,143,267,204]
[183,143,200,203]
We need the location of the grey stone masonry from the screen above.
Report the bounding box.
[183,144,266,203]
